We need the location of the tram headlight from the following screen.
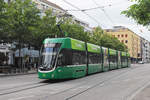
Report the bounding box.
[58,69,62,72]
[42,74,46,77]
[51,74,54,78]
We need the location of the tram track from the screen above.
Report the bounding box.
[125,80,150,100]
[56,69,129,95]
[0,68,128,97]
[125,66,150,100]
[0,81,50,96]
[34,67,135,100]
[0,82,40,92]
[64,66,140,100]
[0,65,140,98]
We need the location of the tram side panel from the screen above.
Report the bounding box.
[121,52,127,68]
[102,47,109,72]
[127,53,131,67]
[55,48,86,79]
[87,52,102,74]
[38,37,131,80]
[87,43,103,75]
[69,39,87,78]
[117,51,122,68]
[109,49,118,70]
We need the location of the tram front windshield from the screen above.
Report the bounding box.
[41,43,61,69]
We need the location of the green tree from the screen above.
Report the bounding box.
[0,0,5,27]
[31,9,58,50]
[60,18,90,42]
[0,0,9,43]
[122,0,150,26]
[100,34,127,51]
[39,9,58,38]
[89,26,103,45]
[3,0,41,68]
[90,26,127,51]
[5,0,41,44]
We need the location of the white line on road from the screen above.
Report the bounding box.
[127,80,150,100]
[8,95,34,100]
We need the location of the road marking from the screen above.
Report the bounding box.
[99,83,105,86]
[127,80,150,100]
[49,91,59,94]
[8,95,34,100]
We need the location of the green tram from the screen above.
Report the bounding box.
[38,37,130,79]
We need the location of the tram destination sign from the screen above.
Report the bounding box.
[44,43,56,48]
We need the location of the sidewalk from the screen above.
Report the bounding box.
[0,70,37,77]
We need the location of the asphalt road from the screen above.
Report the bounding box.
[0,64,150,100]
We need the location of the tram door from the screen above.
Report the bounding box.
[85,43,88,75]
[103,48,109,71]
[118,51,121,68]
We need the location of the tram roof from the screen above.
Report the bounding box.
[109,48,117,55]
[87,43,101,53]
[43,37,130,57]
[43,37,86,51]
[121,52,127,56]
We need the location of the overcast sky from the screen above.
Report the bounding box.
[48,0,150,41]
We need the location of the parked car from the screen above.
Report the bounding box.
[138,61,144,64]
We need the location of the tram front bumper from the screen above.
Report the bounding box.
[38,71,57,79]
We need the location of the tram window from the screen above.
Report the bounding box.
[109,55,117,64]
[72,50,86,65]
[121,56,127,63]
[88,52,101,64]
[72,52,80,65]
[57,49,72,66]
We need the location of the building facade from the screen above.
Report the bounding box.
[105,26,141,63]
[33,0,92,32]
[0,43,15,66]
[140,38,150,63]
[73,18,92,32]
[149,42,150,62]
[32,0,67,16]
[6,0,91,31]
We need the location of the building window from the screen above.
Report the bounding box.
[106,30,110,32]
[118,35,120,37]
[46,6,49,9]
[125,40,128,43]
[121,40,124,43]
[121,34,124,37]
[41,4,45,10]
[125,34,128,37]
[138,53,140,57]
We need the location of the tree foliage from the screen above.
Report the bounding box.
[5,0,41,44]
[122,0,150,26]
[90,27,127,51]
[31,9,58,49]
[0,0,5,25]
[61,23,90,42]
[0,0,127,52]
[0,0,8,42]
